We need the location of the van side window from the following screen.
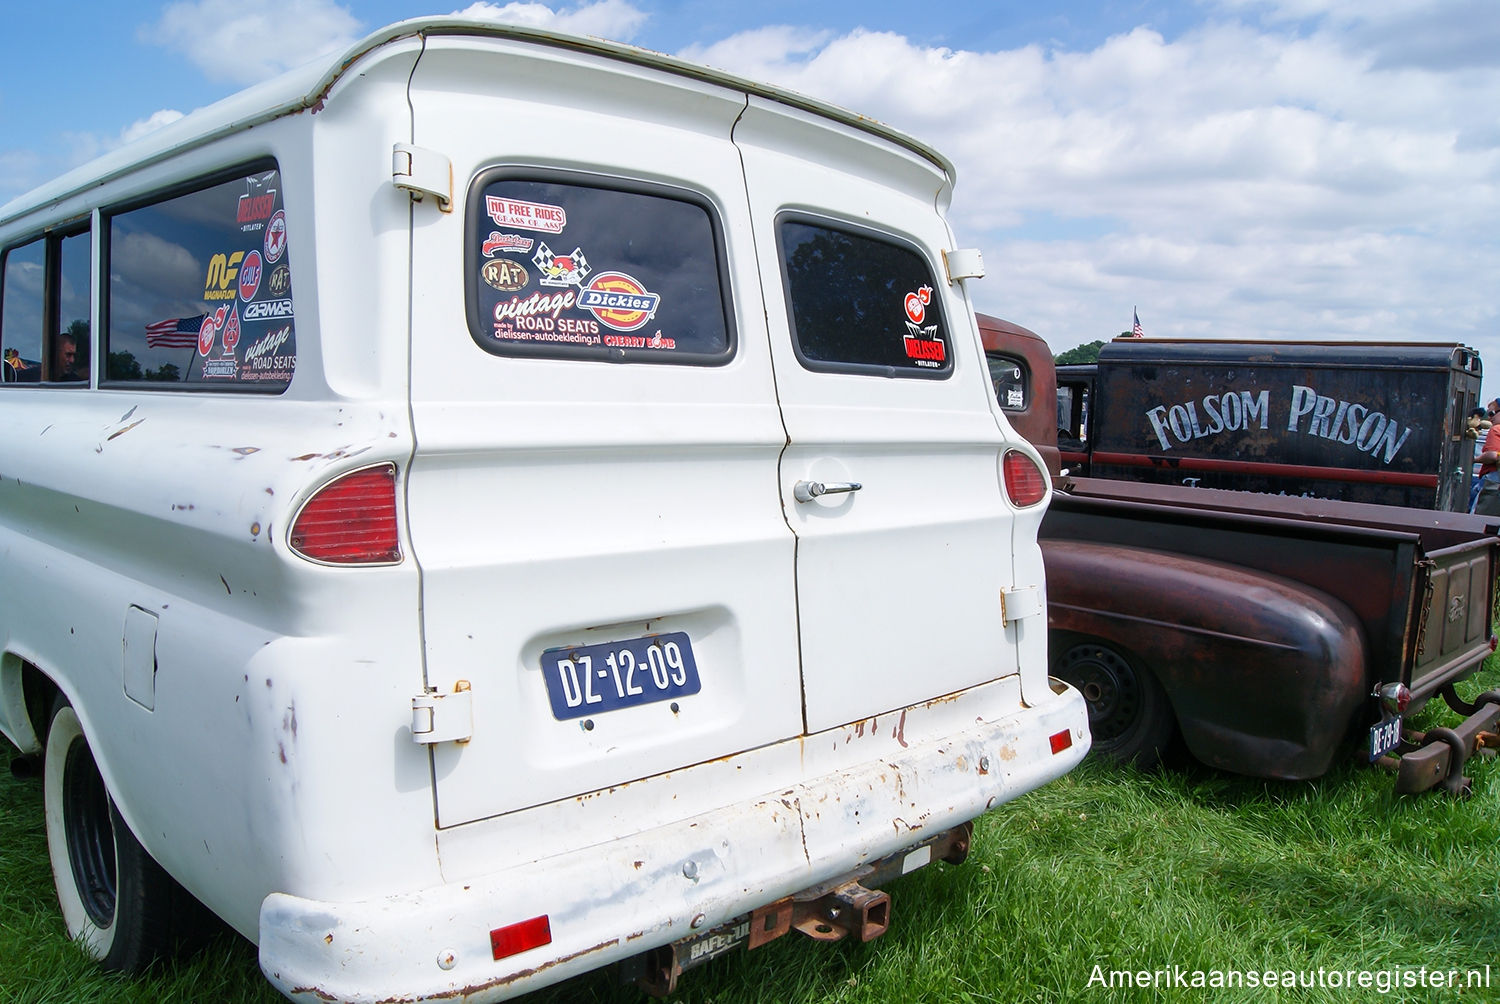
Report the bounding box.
[987,352,1028,411]
[778,218,951,378]
[1,239,45,383]
[56,231,92,382]
[104,167,296,391]
[465,175,732,364]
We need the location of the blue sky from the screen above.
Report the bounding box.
[2,0,1497,367]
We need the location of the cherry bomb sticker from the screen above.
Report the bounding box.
[901,285,945,368]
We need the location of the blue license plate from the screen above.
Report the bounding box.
[1369,715,1402,760]
[541,632,701,721]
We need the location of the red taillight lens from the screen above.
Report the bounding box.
[1049,729,1073,754]
[491,915,552,961]
[1003,450,1048,507]
[1377,682,1412,715]
[289,463,401,564]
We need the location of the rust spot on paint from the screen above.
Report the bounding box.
[107,419,145,440]
[893,709,908,749]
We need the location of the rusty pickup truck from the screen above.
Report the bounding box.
[981,314,1500,794]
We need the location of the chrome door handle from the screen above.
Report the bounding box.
[794,480,862,503]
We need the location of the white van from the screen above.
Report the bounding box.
[0,17,1087,1002]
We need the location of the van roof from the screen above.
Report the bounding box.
[0,17,952,228]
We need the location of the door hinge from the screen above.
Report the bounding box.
[1000,585,1044,625]
[392,142,453,212]
[411,681,472,744]
[943,247,985,283]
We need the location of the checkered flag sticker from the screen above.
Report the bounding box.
[533,243,591,287]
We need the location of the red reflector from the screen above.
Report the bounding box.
[1049,729,1073,755]
[1490,635,1498,653]
[289,463,401,564]
[491,915,552,961]
[1003,450,1047,507]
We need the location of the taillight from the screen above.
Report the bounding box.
[1003,450,1048,507]
[289,463,401,564]
[1375,682,1412,716]
[1049,729,1073,754]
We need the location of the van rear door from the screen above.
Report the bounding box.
[734,99,1025,732]
[403,41,800,828]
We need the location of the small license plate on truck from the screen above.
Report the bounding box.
[1369,715,1402,760]
[542,632,701,720]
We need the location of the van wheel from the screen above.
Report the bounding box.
[43,700,182,971]
[1054,641,1175,768]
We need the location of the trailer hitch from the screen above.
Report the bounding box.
[623,821,972,997]
[1378,687,1500,796]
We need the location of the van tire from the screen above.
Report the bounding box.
[43,700,182,971]
[1054,640,1175,768]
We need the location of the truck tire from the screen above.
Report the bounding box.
[43,699,184,971]
[1054,640,1175,768]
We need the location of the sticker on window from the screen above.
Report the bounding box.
[779,218,952,377]
[466,176,732,364]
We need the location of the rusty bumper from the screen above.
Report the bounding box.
[1380,686,1500,796]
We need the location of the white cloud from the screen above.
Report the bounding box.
[121,110,186,145]
[146,0,361,85]
[451,1,648,41]
[673,13,1500,360]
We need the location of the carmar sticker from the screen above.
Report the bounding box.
[533,243,590,288]
[244,298,294,321]
[481,258,530,292]
[576,271,661,332]
[238,250,262,303]
[901,285,945,367]
[203,250,244,302]
[267,264,291,297]
[482,231,536,257]
[485,196,567,234]
[264,210,288,263]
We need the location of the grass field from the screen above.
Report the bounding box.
[3,666,1497,1004]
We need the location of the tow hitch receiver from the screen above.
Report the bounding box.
[624,821,972,997]
[1377,686,1500,797]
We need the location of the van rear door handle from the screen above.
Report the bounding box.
[794,480,862,503]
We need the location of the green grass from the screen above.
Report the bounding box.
[4,666,1499,1004]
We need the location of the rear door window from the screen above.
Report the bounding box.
[465,175,733,364]
[778,217,952,378]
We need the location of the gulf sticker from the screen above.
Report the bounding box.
[238,250,262,303]
[576,271,661,332]
[485,196,566,234]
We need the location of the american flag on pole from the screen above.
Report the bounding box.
[145,314,205,349]
[1131,308,1144,338]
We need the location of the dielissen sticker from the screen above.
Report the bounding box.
[901,285,945,367]
[485,197,566,234]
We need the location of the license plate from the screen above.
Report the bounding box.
[541,632,701,721]
[1369,715,1402,760]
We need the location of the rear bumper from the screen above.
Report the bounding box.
[1387,687,1500,796]
[259,681,1088,1003]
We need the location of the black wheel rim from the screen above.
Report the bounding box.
[1057,645,1142,746]
[62,739,117,928]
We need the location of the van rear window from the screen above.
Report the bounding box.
[104,167,296,391]
[778,218,951,378]
[465,176,732,364]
